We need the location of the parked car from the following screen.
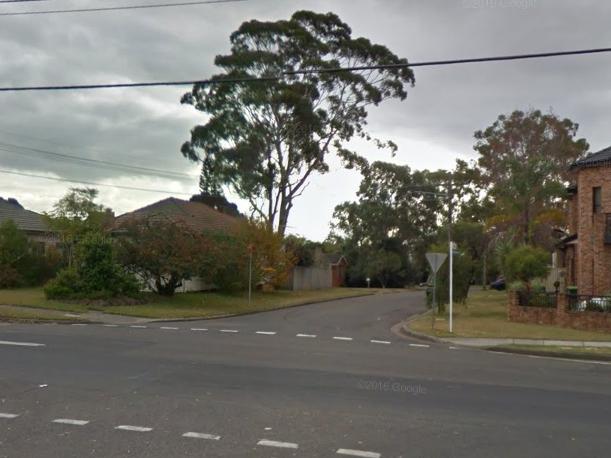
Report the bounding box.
[490,276,505,291]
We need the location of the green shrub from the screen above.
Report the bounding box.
[0,264,21,288]
[428,244,474,311]
[508,280,526,292]
[45,233,139,300]
[529,278,546,293]
[503,245,550,286]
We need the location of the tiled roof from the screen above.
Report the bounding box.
[0,198,49,233]
[115,197,240,233]
[570,146,611,169]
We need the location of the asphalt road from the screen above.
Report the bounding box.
[1,291,610,458]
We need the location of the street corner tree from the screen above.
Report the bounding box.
[474,109,589,246]
[503,244,550,292]
[180,10,415,235]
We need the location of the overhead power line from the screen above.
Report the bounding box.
[0,1,49,3]
[0,168,193,195]
[1,47,610,92]
[0,0,247,16]
[0,140,198,180]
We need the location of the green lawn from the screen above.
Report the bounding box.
[409,289,611,342]
[0,287,387,320]
[0,304,79,322]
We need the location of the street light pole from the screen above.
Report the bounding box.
[447,180,454,334]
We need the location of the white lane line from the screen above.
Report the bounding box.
[190,328,208,331]
[449,346,458,350]
[255,331,277,335]
[103,324,118,327]
[220,329,239,333]
[160,326,179,330]
[130,325,147,329]
[0,340,45,347]
[71,323,87,326]
[182,432,221,440]
[333,336,353,341]
[409,343,430,348]
[257,439,298,449]
[115,425,152,432]
[53,418,89,426]
[370,339,391,345]
[0,413,19,419]
[337,448,381,458]
[296,333,317,338]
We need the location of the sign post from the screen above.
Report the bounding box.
[425,252,447,331]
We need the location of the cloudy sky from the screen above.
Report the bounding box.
[1,0,610,240]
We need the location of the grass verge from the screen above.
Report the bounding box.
[0,287,390,320]
[0,304,78,322]
[490,344,611,361]
[408,289,611,342]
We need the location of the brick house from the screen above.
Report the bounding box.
[557,146,611,295]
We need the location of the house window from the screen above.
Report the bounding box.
[593,187,602,213]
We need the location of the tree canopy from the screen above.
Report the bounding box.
[181,10,414,234]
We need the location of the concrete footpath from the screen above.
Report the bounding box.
[443,337,611,348]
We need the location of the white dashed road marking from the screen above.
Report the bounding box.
[160,326,179,330]
[53,418,89,426]
[0,413,19,419]
[115,425,152,432]
[0,340,45,347]
[449,346,458,350]
[71,323,87,326]
[333,336,353,341]
[370,340,391,345]
[257,439,299,449]
[190,328,208,331]
[255,331,277,335]
[220,329,239,333]
[296,333,317,338]
[182,432,221,440]
[130,325,147,329]
[409,343,430,348]
[103,324,118,327]
[337,448,381,458]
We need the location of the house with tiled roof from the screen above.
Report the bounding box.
[557,146,611,295]
[114,197,240,233]
[0,197,57,251]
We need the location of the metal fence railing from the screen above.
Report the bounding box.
[567,295,611,313]
[517,291,558,308]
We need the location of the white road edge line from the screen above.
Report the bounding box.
[115,425,152,432]
[255,331,277,335]
[190,328,208,331]
[370,339,391,345]
[160,326,179,330]
[333,336,353,341]
[103,324,118,327]
[409,343,430,348]
[0,413,19,419]
[296,333,316,338]
[71,323,87,326]
[220,329,239,333]
[130,325,147,329]
[53,418,89,426]
[449,346,458,350]
[182,432,221,440]
[0,340,45,347]
[336,448,381,458]
[257,439,298,449]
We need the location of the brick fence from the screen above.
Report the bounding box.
[507,291,611,332]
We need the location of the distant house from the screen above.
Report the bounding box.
[557,146,611,295]
[0,197,57,252]
[115,197,241,293]
[285,249,348,290]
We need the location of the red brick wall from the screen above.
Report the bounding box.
[572,166,611,295]
[507,291,611,332]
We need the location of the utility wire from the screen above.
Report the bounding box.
[0,168,193,195]
[0,141,198,180]
[0,0,247,16]
[1,47,610,92]
[0,1,50,3]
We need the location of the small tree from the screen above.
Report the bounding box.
[503,245,550,291]
[117,217,217,296]
[45,188,112,266]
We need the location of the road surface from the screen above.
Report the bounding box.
[1,291,610,457]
